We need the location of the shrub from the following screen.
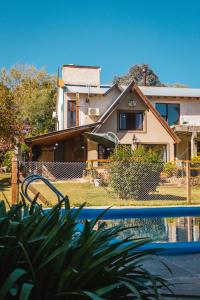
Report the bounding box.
[0,198,171,299]
[163,162,178,177]
[109,146,163,199]
[2,150,13,171]
[191,175,200,187]
[192,156,200,162]
[20,143,30,161]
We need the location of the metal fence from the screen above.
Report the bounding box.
[20,161,86,181]
[18,160,200,205]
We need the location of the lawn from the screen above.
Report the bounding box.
[0,174,11,203]
[1,173,200,207]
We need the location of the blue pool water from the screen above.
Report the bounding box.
[76,207,200,254]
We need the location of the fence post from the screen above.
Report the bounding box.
[186,161,191,204]
[11,155,19,204]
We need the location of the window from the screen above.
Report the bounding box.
[118,112,144,131]
[142,144,167,162]
[67,101,76,127]
[156,103,180,126]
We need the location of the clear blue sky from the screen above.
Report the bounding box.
[0,0,200,87]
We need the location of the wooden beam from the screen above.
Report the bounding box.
[76,92,80,127]
[19,175,50,206]
[11,156,19,204]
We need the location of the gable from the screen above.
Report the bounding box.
[94,81,180,144]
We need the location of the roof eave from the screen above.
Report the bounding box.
[25,123,100,145]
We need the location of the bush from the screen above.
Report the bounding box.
[2,150,13,171]
[192,156,200,162]
[0,198,170,299]
[163,162,178,177]
[109,146,163,199]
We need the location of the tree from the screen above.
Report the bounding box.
[0,65,57,136]
[0,83,18,149]
[165,82,188,88]
[114,64,163,86]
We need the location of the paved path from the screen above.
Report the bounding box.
[142,254,200,299]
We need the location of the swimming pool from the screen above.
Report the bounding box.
[76,207,200,254]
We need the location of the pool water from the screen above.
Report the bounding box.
[73,207,200,253]
[93,216,200,243]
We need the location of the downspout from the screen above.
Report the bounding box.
[62,87,65,130]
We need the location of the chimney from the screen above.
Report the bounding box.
[62,64,101,87]
[142,65,148,86]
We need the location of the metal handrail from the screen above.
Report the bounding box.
[21,174,65,205]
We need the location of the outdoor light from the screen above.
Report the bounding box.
[128,99,137,107]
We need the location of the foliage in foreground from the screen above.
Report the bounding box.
[0,198,173,300]
[109,146,163,199]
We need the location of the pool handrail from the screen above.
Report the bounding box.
[21,174,66,205]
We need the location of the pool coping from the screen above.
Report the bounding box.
[81,205,200,209]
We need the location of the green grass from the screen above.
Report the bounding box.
[0,173,11,202]
[1,174,200,207]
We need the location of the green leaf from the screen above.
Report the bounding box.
[83,291,105,300]
[120,280,142,299]
[19,283,33,300]
[0,269,26,300]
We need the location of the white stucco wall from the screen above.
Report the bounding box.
[150,97,200,125]
[61,87,121,128]
[62,66,100,86]
[57,87,64,130]
[79,87,121,126]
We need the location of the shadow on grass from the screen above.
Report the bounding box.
[0,176,11,192]
[142,194,186,201]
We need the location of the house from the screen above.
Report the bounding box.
[26,64,200,162]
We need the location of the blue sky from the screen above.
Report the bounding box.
[0,0,200,86]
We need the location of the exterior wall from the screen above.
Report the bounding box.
[87,140,98,160]
[97,91,175,161]
[38,148,54,162]
[150,97,200,126]
[63,87,121,129]
[57,87,64,130]
[79,88,121,126]
[62,66,100,86]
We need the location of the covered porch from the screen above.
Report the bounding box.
[173,125,200,160]
[25,124,98,162]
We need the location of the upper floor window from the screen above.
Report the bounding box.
[155,103,180,126]
[67,100,76,127]
[118,111,144,131]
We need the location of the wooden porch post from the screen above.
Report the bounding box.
[11,155,19,204]
[186,161,191,204]
[191,132,197,158]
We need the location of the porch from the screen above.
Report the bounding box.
[25,124,98,162]
[173,125,200,160]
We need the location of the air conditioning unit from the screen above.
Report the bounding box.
[88,108,100,116]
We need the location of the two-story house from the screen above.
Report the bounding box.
[26,64,200,162]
